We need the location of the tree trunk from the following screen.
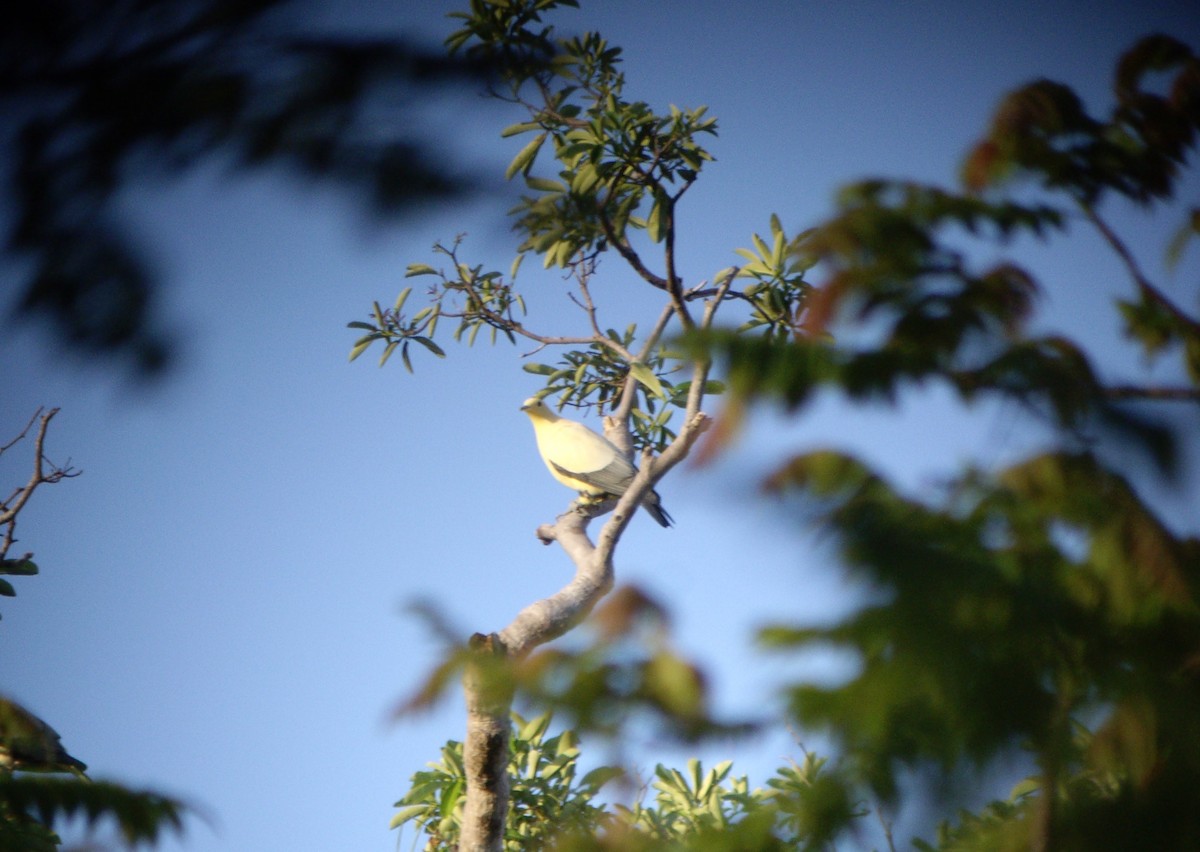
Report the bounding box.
[460,634,512,852]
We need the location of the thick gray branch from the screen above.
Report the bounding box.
[458,409,709,852]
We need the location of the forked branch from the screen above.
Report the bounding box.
[1,408,80,560]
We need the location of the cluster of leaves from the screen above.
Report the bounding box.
[395,712,859,851]
[692,33,1200,850]
[348,237,521,371]
[349,0,814,454]
[4,0,487,373]
[730,215,818,342]
[594,753,859,852]
[393,712,614,850]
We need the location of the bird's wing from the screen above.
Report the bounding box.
[540,422,634,487]
[549,454,637,496]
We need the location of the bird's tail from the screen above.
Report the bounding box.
[644,492,673,528]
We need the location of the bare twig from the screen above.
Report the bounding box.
[598,209,670,292]
[431,240,640,364]
[0,410,42,456]
[875,805,898,852]
[662,203,695,330]
[1,408,80,560]
[572,271,605,340]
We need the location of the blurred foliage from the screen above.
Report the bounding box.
[402,585,754,744]
[351,0,812,453]
[694,31,1200,852]
[394,711,860,851]
[3,0,488,374]
[0,775,186,850]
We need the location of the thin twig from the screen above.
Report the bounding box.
[662,201,695,330]
[1081,202,1200,337]
[875,805,898,852]
[1,408,80,559]
[598,209,670,291]
[0,409,42,456]
[1105,385,1200,401]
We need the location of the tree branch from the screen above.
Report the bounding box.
[1081,202,1200,337]
[1105,384,1200,401]
[1,408,80,560]
[662,202,695,330]
[598,209,670,291]
[682,269,736,421]
[459,396,710,851]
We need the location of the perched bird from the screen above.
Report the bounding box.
[520,397,673,528]
[0,696,88,778]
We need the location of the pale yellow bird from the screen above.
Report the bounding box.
[520,397,673,528]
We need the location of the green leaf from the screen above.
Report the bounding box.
[646,194,666,243]
[506,132,547,181]
[522,363,556,375]
[405,264,438,278]
[393,287,412,313]
[0,559,38,576]
[518,713,552,742]
[413,337,446,358]
[0,578,15,596]
[752,231,771,261]
[349,335,378,362]
[524,175,564,193]
[1166,208,1200,269]
[645,651,705,718]
[501,121,542,138]
[389,805,428,829]
[570,162,601,196]
[379,340,399,367]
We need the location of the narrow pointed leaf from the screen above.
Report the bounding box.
[505,132,547,181]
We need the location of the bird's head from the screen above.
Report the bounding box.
[520,397,557,421]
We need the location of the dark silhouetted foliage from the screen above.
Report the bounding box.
[2,0,488,374]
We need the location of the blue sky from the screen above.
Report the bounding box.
[4,1,1199,849]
